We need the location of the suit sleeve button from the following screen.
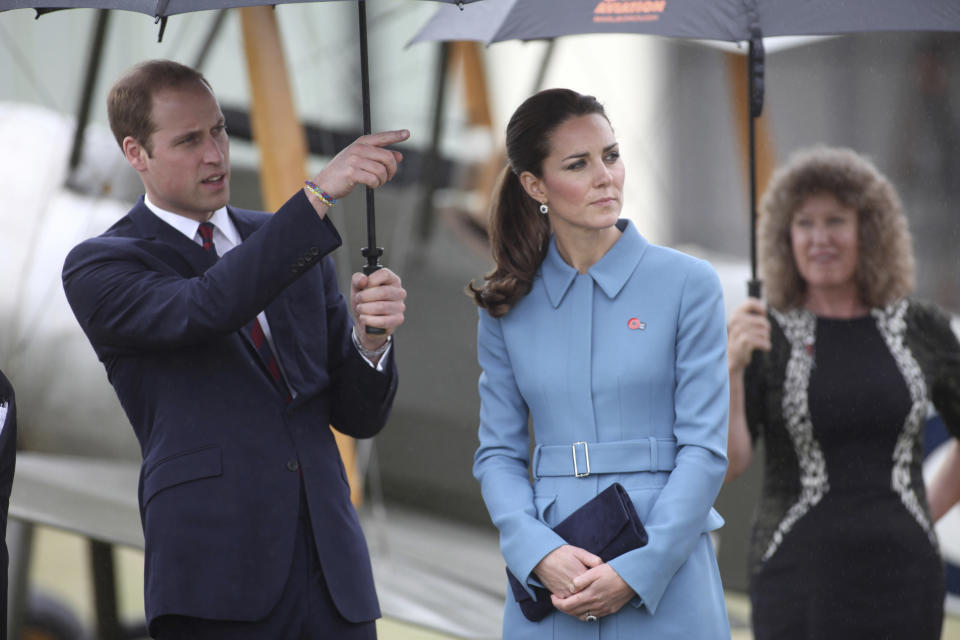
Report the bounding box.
[286,460,300,472]
[310,247,320,256]
[297,257,306,267]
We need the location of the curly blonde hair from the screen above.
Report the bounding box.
[758,146,915,311]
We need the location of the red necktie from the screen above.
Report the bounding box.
[199,222,291,400]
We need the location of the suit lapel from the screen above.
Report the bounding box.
[229,208,301,398]
[129,201,217,276]
[229,208,325,401]
[131,201,289,397]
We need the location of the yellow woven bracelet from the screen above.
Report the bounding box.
[304,180,337,208]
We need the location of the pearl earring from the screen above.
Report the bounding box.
[539,203,549,215]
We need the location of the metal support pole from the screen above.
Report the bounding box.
[417,41,451,241]
[67,10,110,181]
[90,540,121,640]
[533,39,556,93]
[6,520,33,640]
[192,9,229,70]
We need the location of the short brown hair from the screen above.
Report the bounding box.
[759,145,915,310]
[107,59,212,155]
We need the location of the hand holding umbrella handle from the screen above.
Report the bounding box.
[361,246,387,335]
[744,278,769,375]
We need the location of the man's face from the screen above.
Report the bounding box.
[124,82,230,222]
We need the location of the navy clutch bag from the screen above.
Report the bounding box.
[507,482,648,622]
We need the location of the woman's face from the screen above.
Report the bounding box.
[520,113,625,235]
[790,192,860,293]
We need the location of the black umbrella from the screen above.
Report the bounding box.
[1,0,478,331]
[412,0,960,297]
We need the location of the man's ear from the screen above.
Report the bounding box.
[519,170,545,204]
[123,136,148,171]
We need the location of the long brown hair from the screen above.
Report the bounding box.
[469,88,609,316]
[759,146,915,310]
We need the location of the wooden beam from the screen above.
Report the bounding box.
[239,7,361,507]
[450,41,492,128]
[239,7,309,209]
[725,50,776,219]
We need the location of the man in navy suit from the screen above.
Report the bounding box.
[62,60,407,639]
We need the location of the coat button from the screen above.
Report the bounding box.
[286,460,300,472]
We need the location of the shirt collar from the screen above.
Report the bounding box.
[143,194,238,248]
[541,219,647,308]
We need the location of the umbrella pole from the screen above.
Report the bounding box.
[357,0,386,335]
[747,36,765,299]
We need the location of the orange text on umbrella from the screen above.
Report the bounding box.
[593,0,665,23]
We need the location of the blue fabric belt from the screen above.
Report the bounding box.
[532,438,677,478]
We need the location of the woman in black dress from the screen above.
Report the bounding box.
[726,146,960,639]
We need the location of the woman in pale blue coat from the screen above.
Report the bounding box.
[469,89,730,639]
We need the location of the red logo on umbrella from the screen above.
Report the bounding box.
[628,318,645,330]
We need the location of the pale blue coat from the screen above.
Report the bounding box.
[475,220,730,639]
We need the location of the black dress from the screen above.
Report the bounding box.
[744,300,960,640]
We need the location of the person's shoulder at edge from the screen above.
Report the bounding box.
[903,297,960,344]
[904,296,955,320]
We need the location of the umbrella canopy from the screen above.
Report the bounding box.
[413,0,960,46]
[412,0,960,295]
[1,0,468,15]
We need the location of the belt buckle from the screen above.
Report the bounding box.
[571,441,590,478]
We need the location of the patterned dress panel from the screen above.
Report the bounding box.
[872,301,935,546]
[761,309,827,562]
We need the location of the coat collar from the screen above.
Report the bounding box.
[541,219,648,308]
[128,197,213,274]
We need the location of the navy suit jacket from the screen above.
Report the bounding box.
[62,191,397,632]
[0,369,15,638]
